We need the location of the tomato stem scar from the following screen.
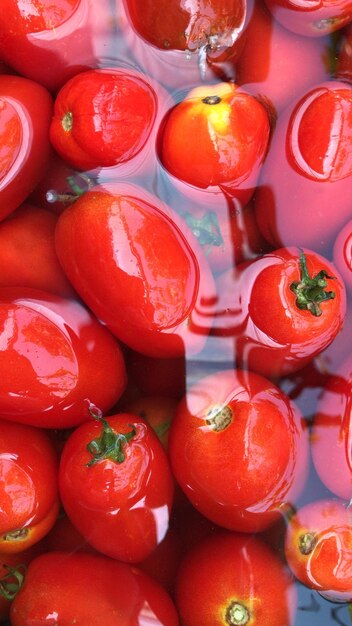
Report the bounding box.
[290,251,336,317]
[225,601,250,625]
[299,532,317,555]
[62,111,73,132]
[202,94,222,105]
[86,415,136,466]
[206,404,232,431]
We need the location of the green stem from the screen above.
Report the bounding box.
[290,251,336,317]
[0,564,26,601]
[86,414,136,467]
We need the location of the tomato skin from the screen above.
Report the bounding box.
[176,531,296,626]
[10,551,179,626]
[255,81,352,254]
[264,0,352,36]
[59,413,174,562]
[55,182,215,359]
[213,247,346,378]
[169,369,309,532]
[50,68,158,171]
[0,204,75,298]
[0,75,53,220]
[311,354,352,499]
[0,0,115,92]
[0,420,59,552]
[0,287,127,429]
[336,22,352,81]
[161,82,270,206]
[285,499,352,602]
[333,219,352,294]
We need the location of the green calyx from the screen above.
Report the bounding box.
[0,564,26,601]
[290,251,336,317]
[181,211,224,251]
[86,414,136,467]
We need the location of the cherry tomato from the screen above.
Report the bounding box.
[0,0,116,92]
[255,81,352,254]
[169,369,309,533]
[285,499,352,602]
[161,82,270,206]
[0,204,75,297]
[0,420,59,553]
[59,412,174,562]
[0,287,127,429]
[50,68,158,170]
[10,551,179,625]
[311,354,352,499]
[333,218,352,294]
[0,75,53,221]
[55,182,216,359]
[235,0,332,113]
[176,530,297,626]
[213,248,346,378]
[263,0,352,36]
[123,395,178,450]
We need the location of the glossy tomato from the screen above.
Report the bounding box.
[0,75,52,220]
[285,499,352,602]
[263,0,352,36]
[10,551,179,626]
[160,82,270,206]
[255,81,352,254]
[0,0,116,92]
[50,68,158,171]
[59,412,174,562]
[169,369,309,532]
[0,420,59,553]
[176,531,296,626]
[213,248,346,378]
[333,218,352,294]
[123,395,178,450]
[0,287,127,428]
[55,182,216,359]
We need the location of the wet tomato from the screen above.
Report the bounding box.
[10,551,179,625]
[169,369,309,533]
[59,412,174,562]
[0,287,126,429]
[176,530,296,626]
[285,499,352,602]
[333,218,352,294]
[264,0,352,36]
[55,182,215,359]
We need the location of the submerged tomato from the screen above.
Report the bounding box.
[59,413,174,562]
[263,0,352,36]
[169,369,309,532]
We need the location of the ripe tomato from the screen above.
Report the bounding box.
[0,420,59,553]
[0,75,53,221]
[235,0,332,113]
[0,287,127,429]
[213,248,346,378]
[161,82,270,206]
[255,81,352,253]
[263,0,352,36]
[59,412,174,562]
[176,531,297,626]
[285,499,352,602]
[0,0,115,92]
[55,182,216,359]
[333,218,352,294]
[126,350,186,398]
[50,68,158,171]
[123,396,178,450]
[311,353,352,499]
[0,204,75,297]
[169,369,309,533]
[10,551,179,625]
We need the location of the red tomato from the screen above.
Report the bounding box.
[285,499,352,602]
[169,369,309,533]
[263,0,352,36]
[0,287,127,429]
[333,218,352,294]
[255,81,352,254]
[55,182,216,359]
[50,68,158,170]
[59,412,174,562]
[0,0,116,92]
[126,350,186,399]
[176,531,297,626]
[10,551,179,625]
[213,248,346,378]
[336,22,352,81]
[161,82,270,207]
[0,546,44,621]
[311,354,352,499]
[0,420,59,553]
[0,75,53,221]
[123,396,178,450]
[235,0,332,113]
[0,204,75,297]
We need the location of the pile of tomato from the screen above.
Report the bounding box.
[0,1,352,624]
